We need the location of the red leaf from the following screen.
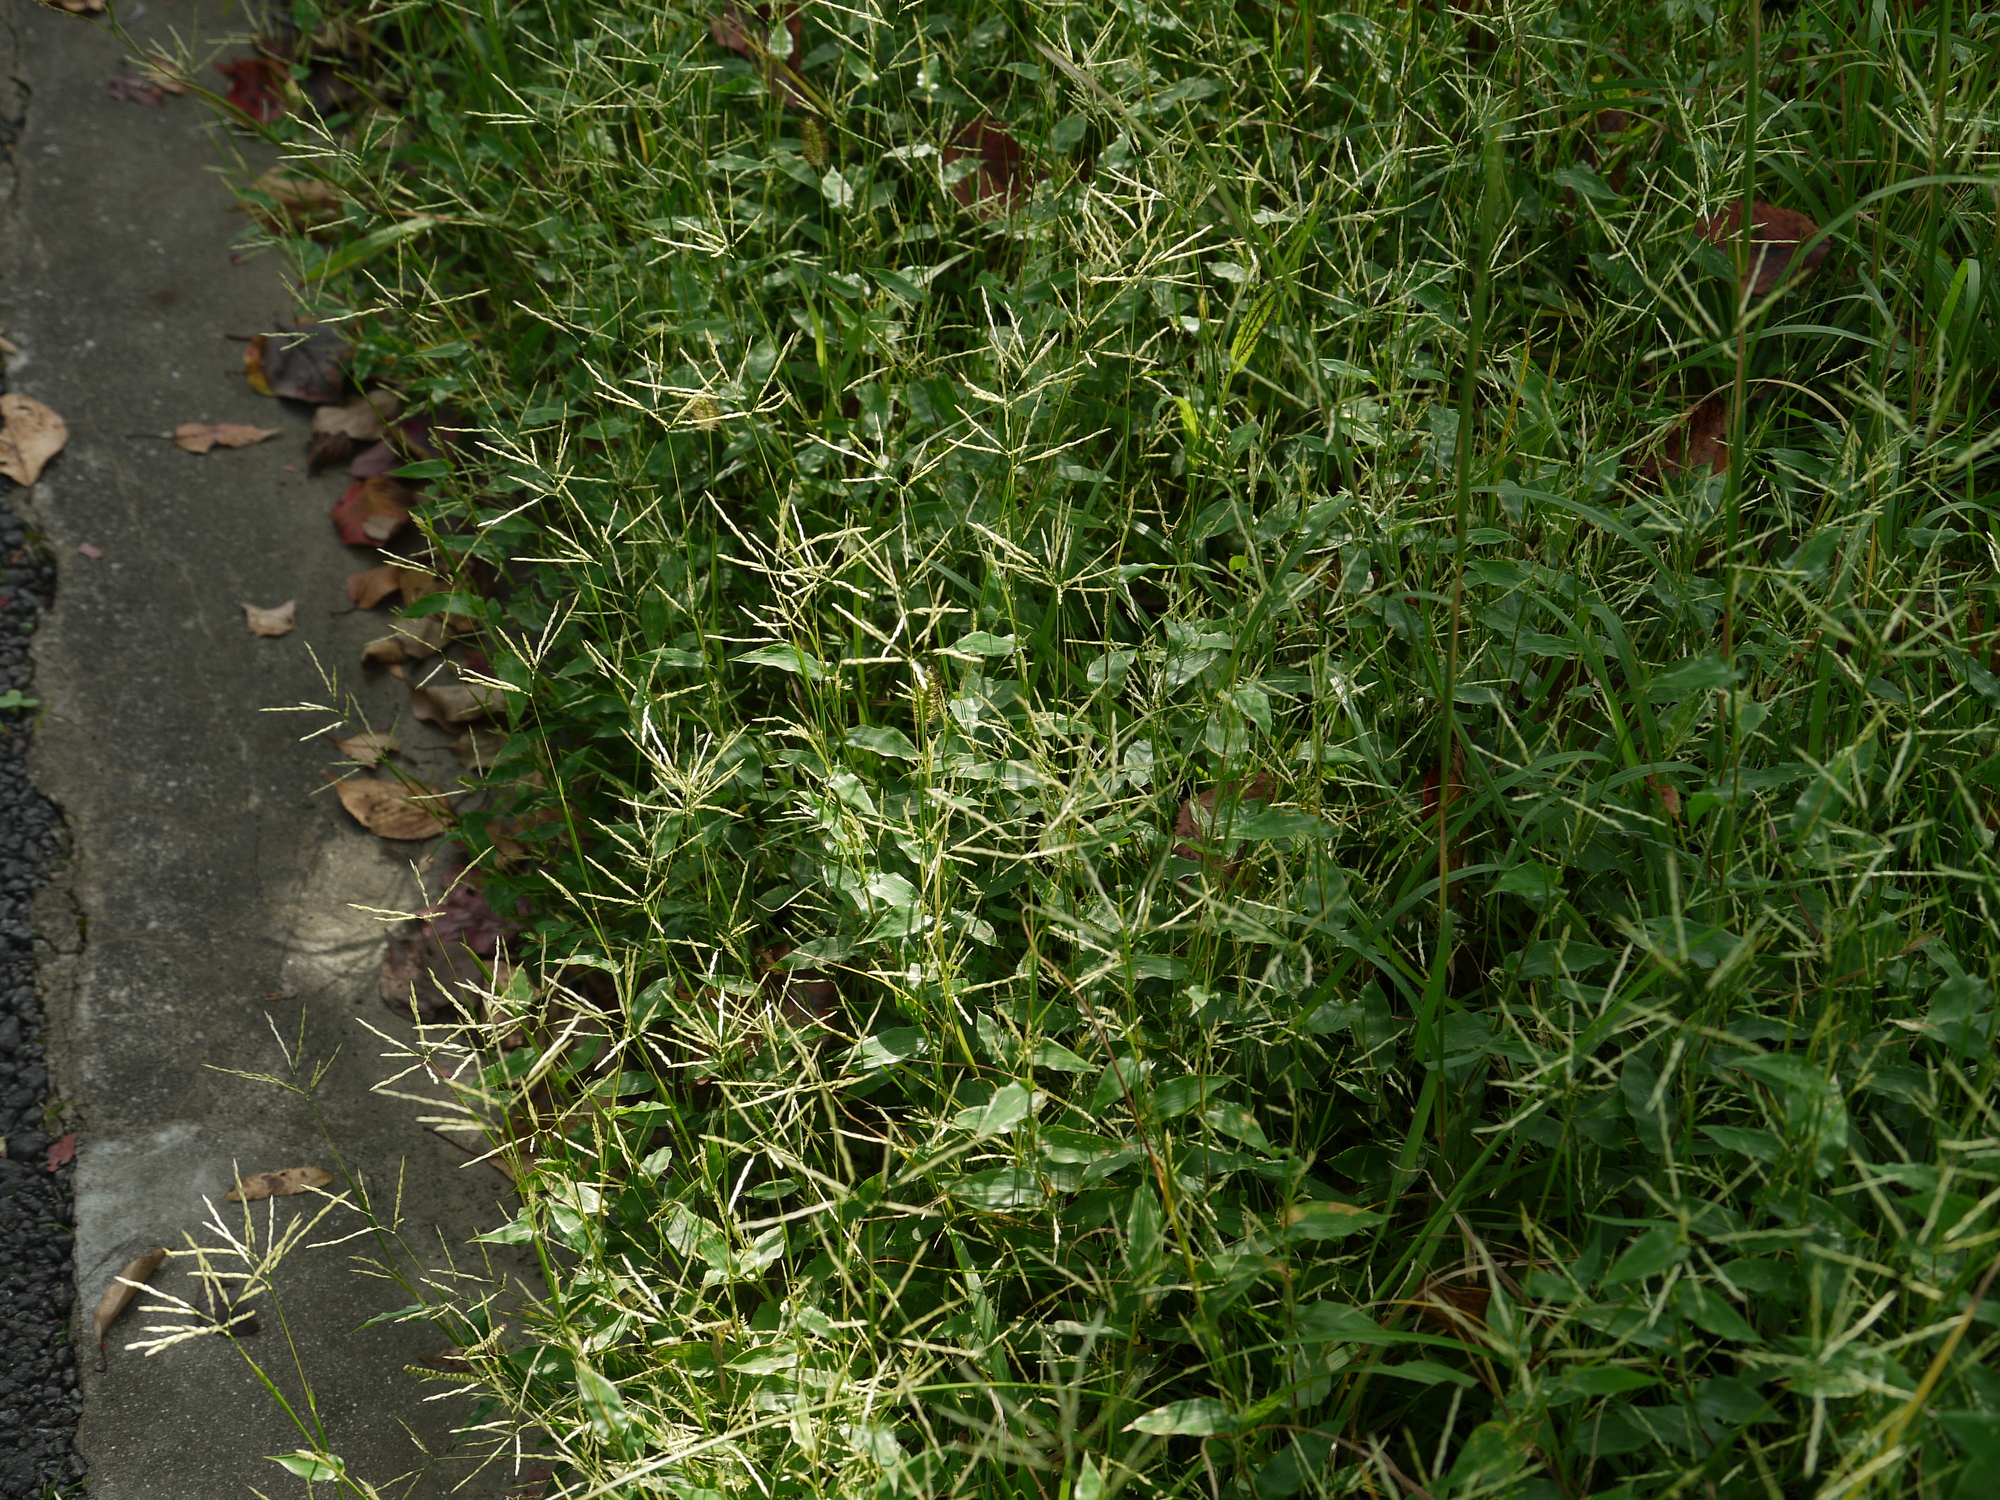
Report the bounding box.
[45,1133,76,1171]
[1697,201,1828,296]
[945,120,1034,218]
[1642,390,1731,484]
[216,57,287,125]
[331,476,415,546]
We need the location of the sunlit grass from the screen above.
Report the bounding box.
[226,0,2000,1493]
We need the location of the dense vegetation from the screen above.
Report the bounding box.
[229,0,2000,1493]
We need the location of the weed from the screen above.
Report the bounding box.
[224,0,2000,1494]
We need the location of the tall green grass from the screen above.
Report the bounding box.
[244,0,2000,1493]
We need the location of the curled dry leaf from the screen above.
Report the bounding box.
[244,325,350,404]
[1698,201,1829,296]
[946,120,1032,218]
[1643,390,1731,483]
[411,680,499,726]
[348,440,398,477]
[711,1,808,106]
[346,564,405,609]
[331,475,415,545]
[93,1247,168,1346]
[334,775,451,839]
[242,168,344,234]
[45,1132,76,1171]
[107,74,166,106]
[334,731,399,765]
[216,56,287,124]
[243,600,298,637]
[140,55,191,94]
[0,394,69,487]
[451,727,508,771]
[312,388,403,444]
[1172,773,1277,864]
[307,430,354,473]
[43,0,106,13]
[223,1165,334,1203]
[173,422,280,454]
[361,615,448,668]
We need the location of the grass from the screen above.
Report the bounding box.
[182,0,2000,1493]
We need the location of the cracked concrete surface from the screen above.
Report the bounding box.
[2,6,523,1495]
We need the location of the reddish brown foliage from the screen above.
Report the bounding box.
[1698,201,1828,296]
[945,120,1032,218]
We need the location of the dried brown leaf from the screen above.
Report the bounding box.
[945,120,1033,218]
[242,168,344,233]
[242,600,297,637]
[245,325,349,404]
[1643,390,1731,483]
[334,731,399,765]
[93,1247,168,1346]
[331,475,414,546]
[223,1166,334,1203]
[0,394,69,487]
[174,422,280,454]
[333,776,451,839]
[312,388,402,444]
[1698,201,1829,296]
[346,564,405,609]
[411,680,498,726]
[451,727,508,771]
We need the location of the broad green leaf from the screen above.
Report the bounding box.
[948,1167,1042,1211]
[954,1082,1034,1137]
[1032,1039,1093,1072]
[1600,1224,1686,1286]
[271,1451,346,1482]
[847,724,919,759]
[1376,1359,1477,1387]
[851,1027,928,1071]
[947,630,1018,657]
[1283,1201,1385,1240]
[1153,1074,1227,1117]
[576,1365,634,1447]
[1125,1397,1238,1435]
[734,643,831,680]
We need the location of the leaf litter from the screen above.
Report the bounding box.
[334,731,399,765]
[1697,201,1829,296]
[0,394,69,486]
[93,1247,168,1348]
[331,475,415,545]
[242,601,298,637]
[173,422,280,454]
[223,1166,334,1203]
[333,774,451,839]
[243,325,350,404]
[380,846,519,1024]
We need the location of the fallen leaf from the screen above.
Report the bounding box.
[946,120,1032,218]
[334,731,399,765]
[173,422,280,454]
[77,543,104,560]
[140,55,190,94]
[331,476,414,546]
[242,168,344,234]
[361,616,447,668]
[711,1,807,105]
[488,805,565,864]
[348,440,398,477]
[223,1165,334,1203]
[398,568,443,606]
[45,1132,76,1171]
[334,775,451,839]
[346,564,405,609]
[243,601,297,637]
[43,0,106,13]
[1172,773,1277,864]
[312,388,402,444]
[451,727,508,771]
[107,74,165,106]
[1698,201,1829,296]
[0,393,69,486]
[244,325,350,404]
[0,335,19,357]
[411,680,499,725]
[307,431,354,472]
[93,1247,168,1346]
[216,56,287,124]
[381,856,517,1022]
[1643,390,1731,482]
